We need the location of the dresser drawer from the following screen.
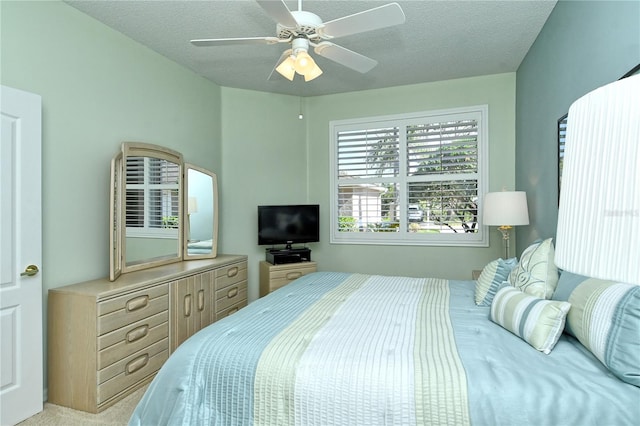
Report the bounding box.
[97,311,168,370]
[97,339,168,405]
[215,282,247,313]
[98,285,169,335]
[215,299,247,322]
[215,261,247,289]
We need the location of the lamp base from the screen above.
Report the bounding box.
[497,225,512,259]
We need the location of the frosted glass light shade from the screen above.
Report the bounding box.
[275,56,296,81]
[294,51,314,74]
[483,191,530,226]
[555,74,640,285]
[304,63,323,82]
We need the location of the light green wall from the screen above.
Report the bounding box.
[1,0,221,387]
[515,0,640,253]
[219,87,307,301]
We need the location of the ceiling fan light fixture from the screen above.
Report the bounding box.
[193,1,407,83]
[275,55,296,81]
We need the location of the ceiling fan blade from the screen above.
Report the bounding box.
[256,0,298,28]
[191,37,280,47]
[268,49,293,80]
[318,3,406,39]
[314,42,377,73]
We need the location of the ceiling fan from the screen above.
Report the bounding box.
[190,0,406,82]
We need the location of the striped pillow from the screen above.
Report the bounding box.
[508,238,559,299]
[553,271,640,387]
[475,257,518,306]
[490,286,571,354]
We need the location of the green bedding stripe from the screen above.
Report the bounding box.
[414,278,470,426]
[253,273,369,425]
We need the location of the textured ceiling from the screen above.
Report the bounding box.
[65,0,557,97]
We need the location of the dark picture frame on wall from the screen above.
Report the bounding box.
[557,113,567,203]
[557,63,640,202]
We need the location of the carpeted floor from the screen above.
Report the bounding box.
[17,385,147,426]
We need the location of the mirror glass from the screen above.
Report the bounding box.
[184,164,219,259]
[120,142,183,274]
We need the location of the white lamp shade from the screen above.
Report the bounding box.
[483,191,530,226]
[188,196,198,215]
[555,74,640,285]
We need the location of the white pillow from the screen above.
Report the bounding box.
[508,238,559,299]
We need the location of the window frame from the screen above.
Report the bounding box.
[329,105,489,247]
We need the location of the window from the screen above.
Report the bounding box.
[330,105,488,246]
[125,156,180,238]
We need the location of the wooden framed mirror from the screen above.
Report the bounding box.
[110,142,220,280]
[109,152,123,280]
[184,164,219,259]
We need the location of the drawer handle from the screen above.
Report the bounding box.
[227,287,238,298]
[126,295,149,312]
[286,272,302,280]
[227,267,238,278]
[126,325,149,343]
[125,354,149,375]
[184,294,192,317]
[198,289,205,312]
[227,307,239,316]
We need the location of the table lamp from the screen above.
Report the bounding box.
[483,191,530,258]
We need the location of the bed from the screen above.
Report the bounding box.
[187,239,214,254]
[129,267,640,425]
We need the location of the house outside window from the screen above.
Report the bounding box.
[126,156,180,238]
[330,105,488,247]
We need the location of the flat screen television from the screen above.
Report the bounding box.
[258,204,319,249]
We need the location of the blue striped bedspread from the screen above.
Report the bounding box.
[129,272,640,425]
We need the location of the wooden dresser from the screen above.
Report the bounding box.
[48,255,247,413]
[259,261,317,297]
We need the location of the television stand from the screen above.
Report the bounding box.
[266,247,311,265]
[259,261,317,297]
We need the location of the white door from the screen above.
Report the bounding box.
[0,85,43,425]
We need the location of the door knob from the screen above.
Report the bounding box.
[21,264,39,277]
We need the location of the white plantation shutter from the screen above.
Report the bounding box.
[337,127,401,232]
[126,157,180,237]
[337,127,400,178]
[125,156,145,228]
[406,120,478,175]
[330,106,488,246]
